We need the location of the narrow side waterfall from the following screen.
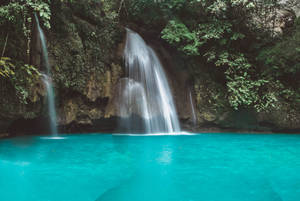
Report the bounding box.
[120,28,180,133]
[42,74,58,135]
[35,14,58,135]
[189,89,197,125]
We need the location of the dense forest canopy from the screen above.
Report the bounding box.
[126,0,300,112]
[0,0,299,114]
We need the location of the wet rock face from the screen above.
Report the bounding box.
[58,96,105,126]
[274,9,297,34]
[85,63,122,102]
[257,103,300,131]
[252,8,296,35]
[1,0,299,135]
[193,75,228,125]
[0,0,124,135]
[45,0,125,130]
[58,64,122,127]
[0,77,45,134]
[296,8,300,17]
[280,0,300,17]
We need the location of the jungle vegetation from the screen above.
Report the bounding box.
[0,0,299,112]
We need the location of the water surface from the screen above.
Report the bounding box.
[0,133,300,201]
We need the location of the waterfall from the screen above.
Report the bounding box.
[189,89,197,125]
[35,13,58,135]
[42,74,58,135]
[120,28,180,133]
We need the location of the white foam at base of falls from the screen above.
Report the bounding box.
[119,28,181,133]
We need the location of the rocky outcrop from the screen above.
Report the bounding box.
[252,8,296,35]
[0,0,299,137]
[0,77,45,134]
[0,0,124,136]
[58,63,122,127]
[257,103,300,131]
[47,0,124,130]
[274,9,297,34]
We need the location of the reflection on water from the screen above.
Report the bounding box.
[0,134,300,201]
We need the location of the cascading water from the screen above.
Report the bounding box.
[35,13,58,135]
[42,74,58,135]
[120,28,180,133]
[189,89,197,125]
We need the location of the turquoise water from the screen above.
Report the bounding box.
[0,133,300,201]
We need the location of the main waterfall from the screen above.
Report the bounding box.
[119,29,180,133]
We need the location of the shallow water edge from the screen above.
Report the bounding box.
[1,129,300,140]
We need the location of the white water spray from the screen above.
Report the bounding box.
[120,28,180,133]
[189,89,197,125]
[35,13,58,135]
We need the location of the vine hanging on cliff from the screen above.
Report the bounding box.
[0,0,51,59]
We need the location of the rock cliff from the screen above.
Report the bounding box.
[0,0,299,137]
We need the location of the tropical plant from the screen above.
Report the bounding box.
[0,56,41,104]
[158,0,298,111]
[0,57,15,78]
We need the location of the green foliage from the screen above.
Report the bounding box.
[128,0,186,14]
[205,51,277,111]
[0,0,51,29]
[0,1,51,104]
[198,21,232,41]
[0,57,41,104]
[161,20,200,55]
[0,0,52,58]
[256,18,300,104]
[101,0,119,21]
[257,21,300,76]
[0,57,15,78]
[0,0,298,113]
[13,63,41,104]
[158,0,299,111]
[160,1,262,110]
[126,0,189,28]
